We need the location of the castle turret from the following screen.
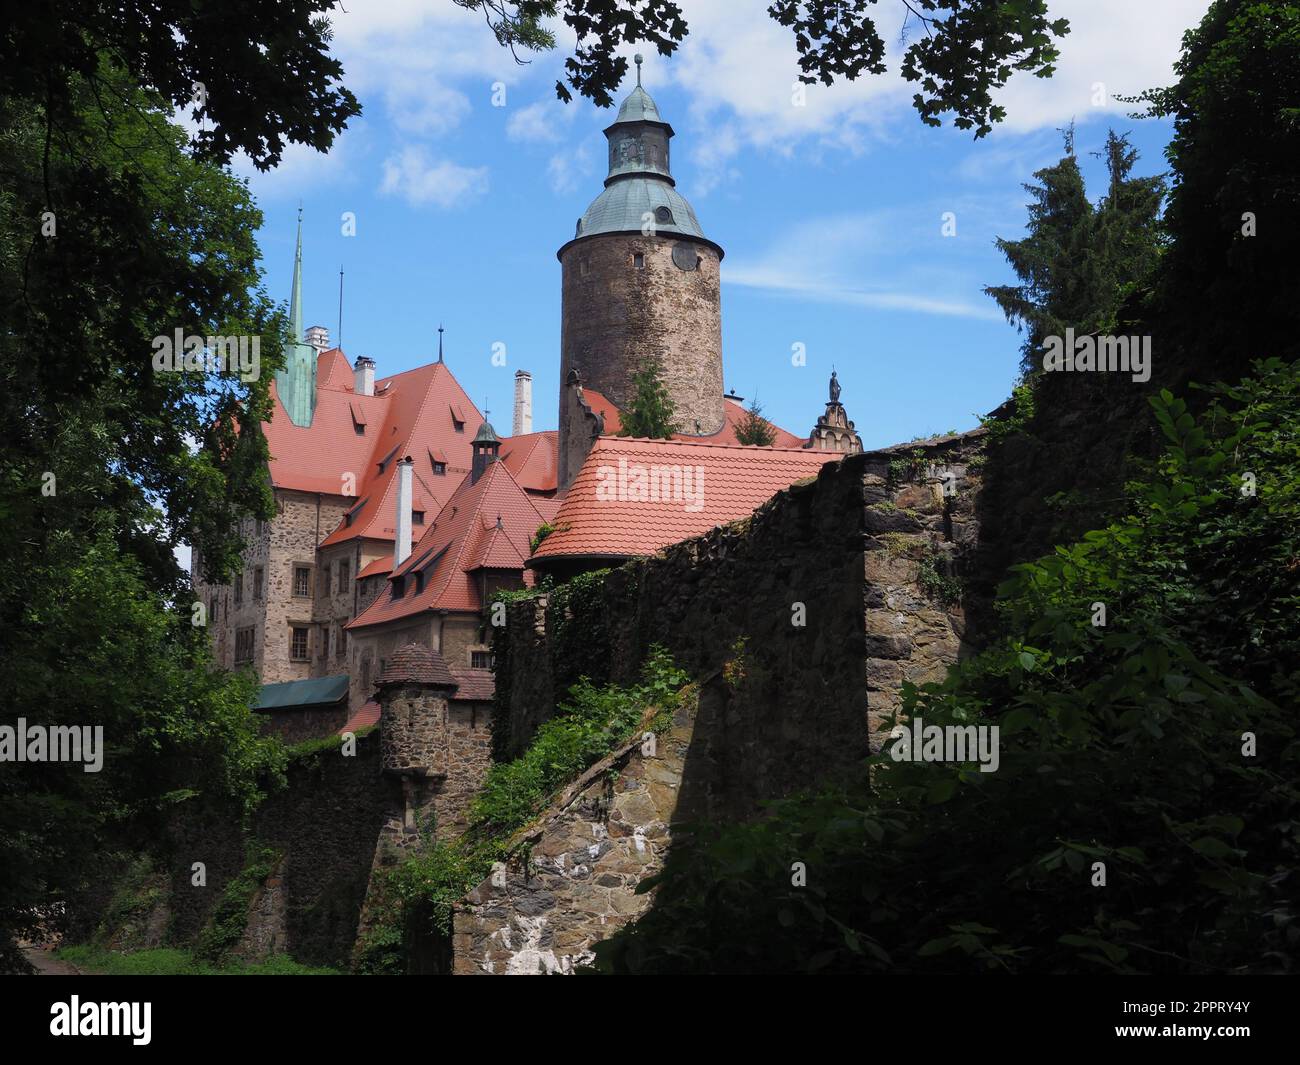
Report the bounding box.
[557,55,724,489]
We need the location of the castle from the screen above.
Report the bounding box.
[192,57,863,736]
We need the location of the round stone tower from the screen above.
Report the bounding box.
[557,56,725,473]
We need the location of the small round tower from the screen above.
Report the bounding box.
[558,56,725,462]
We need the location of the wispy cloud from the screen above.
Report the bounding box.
[379,147,488,208]
[727,210,1004,321]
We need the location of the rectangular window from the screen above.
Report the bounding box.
[253,566,264,601]
[234,627,254,664]
[290,626,309,661]
[471,650,495,669]
[233,573,243,605]
[336,626,346,658]
[338,558,350,593]
[321,625,330,659]
[323,565,331,596]
[293,565,311,597]
[412,510,425,525]
[209,596,218,624]
[433,462,446,475]
[633,252,645,269]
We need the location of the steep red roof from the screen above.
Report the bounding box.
[531,436,836,563]
[449,669,494,702]
[500,431,558,493]
[337,699,381,735]
[349,459,551,630]
[378,643,457,687]
[358,555,394,579]
[316,348,354,391]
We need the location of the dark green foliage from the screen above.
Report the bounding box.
[0,6,354,968]
[592,361,1300,973]
[617,361,678,439]
[58,944,338,976]
[463,1,1067,134]
[193,843,282,964]
[734,397,779,447]
[1128,0,1300,384]
[985,127,1166,377]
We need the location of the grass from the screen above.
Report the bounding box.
[57,945,340,975]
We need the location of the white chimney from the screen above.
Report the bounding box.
[305,325,330,354]
[394,457,413,566]
[513,369,533,435]
[354,356,375,397]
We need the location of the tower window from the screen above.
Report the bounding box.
[633,253,645,269]
[654,206,673,225]
[579,259,589,277]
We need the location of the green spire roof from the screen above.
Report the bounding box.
[275,210,318,427]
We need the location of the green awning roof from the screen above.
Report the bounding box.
[254,674,350,711]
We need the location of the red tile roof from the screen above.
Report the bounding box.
[449,668,495,703]
[349,459,551,630]
[530,436,836,563]
[265,354,483,546]
[358,555,394,579]
[378,643,457,687]
[337,699,381,735]
[500,431,558,493]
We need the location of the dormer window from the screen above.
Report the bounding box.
[412,510,425,525]
[433,462,446,475]
[654,205,673,225]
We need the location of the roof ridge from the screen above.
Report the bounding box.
[595,435,823,455]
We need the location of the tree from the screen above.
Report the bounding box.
[461,0,1069,137]
[985,127,1166,376]
[618,360,678,438]
[1126,0,1300,385]
[734,397,778,447]
[0,4,357,969]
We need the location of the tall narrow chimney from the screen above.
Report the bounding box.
[354,356,375,397]
[394,457,413,566]
[513,369,533,435]
[305,325,330,354]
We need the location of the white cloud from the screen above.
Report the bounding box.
[988,0,1212,134]
[507,98,580,143]
[726,210,1004,321]
[379,147,488,208]
[547,142,595,195]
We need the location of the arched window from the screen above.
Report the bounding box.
[654,205,673,225]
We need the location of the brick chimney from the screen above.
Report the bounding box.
[394,457,414,565]
[305,324,330,354]
[354,355,375,397]
[513,369,533,435]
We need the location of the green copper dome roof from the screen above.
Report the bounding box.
[614,85,664,126]
[575,179,707,241]
[563,57,721,257]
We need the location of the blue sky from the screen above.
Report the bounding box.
[234,0,1210,450]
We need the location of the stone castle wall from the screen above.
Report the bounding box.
[457,430,988,972]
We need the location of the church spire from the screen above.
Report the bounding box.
[275,208,318,426]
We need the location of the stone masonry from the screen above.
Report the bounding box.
[454,429,988,972]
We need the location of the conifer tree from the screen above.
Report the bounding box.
[985,126,1165,376]
[734,397,778,447]
[618,360,678,439]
